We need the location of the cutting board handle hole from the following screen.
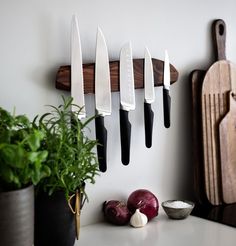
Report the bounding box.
[218,24,224,36]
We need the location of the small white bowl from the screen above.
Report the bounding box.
[162,200,195,219]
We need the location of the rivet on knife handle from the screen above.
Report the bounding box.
[95,115,107,172]
[163,88,171,128]
[144,102,154,148]
[120,109,131,165]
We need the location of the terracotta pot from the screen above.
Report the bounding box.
[0,185,34,246]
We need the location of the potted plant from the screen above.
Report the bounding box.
[0,107,49,246]
[34,96,99,246]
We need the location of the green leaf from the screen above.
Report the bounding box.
[31,167,40,185]
[15,114,30,127]
[0,164,21,188]
[0,164,14,182]
[26,130,44,151]
[0,107,13,126]
[0,144,26,168]
[0,130,11,143]
[40,165,51,178]
[28,150,48,164]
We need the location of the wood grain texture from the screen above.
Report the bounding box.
[219,93,236,204]
[191,19,236,206]
[190,70,208,204]
[201,61,236,205]
[200,19,236,205]
[55,58,179,93]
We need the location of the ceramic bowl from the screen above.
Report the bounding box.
[161,200,195,220]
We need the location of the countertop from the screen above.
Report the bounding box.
[76,212,236,246]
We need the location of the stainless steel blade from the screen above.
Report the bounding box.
[164,50,170,90]
[120,42,135,111]
[144,47,155,104]
[71,15,86,118]
[95,27,111,116]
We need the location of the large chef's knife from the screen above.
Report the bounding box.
[95,27,111,172]
[119,42,135,165]
[144,47,155,148]
[163,50,171,128]
[71,15,85,118]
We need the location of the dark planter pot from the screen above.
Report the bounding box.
[34,190,76,246]
[0,185,34,246]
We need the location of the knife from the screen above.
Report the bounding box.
[144,47,155,148]
[163,50,171,128]
[71,15,85,119]
[95,27,111,172]
[119,42,135,165]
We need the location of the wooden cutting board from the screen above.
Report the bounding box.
[201,19,236,205]
[219,93,236,204]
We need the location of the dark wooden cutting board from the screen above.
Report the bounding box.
[190,70,207,204]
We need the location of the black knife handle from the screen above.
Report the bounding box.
[95,115,107,172]
[120,109,131,165]
[163,88,171,128]
[144,102,154,148]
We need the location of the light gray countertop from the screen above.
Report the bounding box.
[76,212,236,246]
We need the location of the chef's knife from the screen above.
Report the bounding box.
[95,27,111,172]
[71,15,85,119]
[144,47,155,148]
[119,42,135,165]
[163,50,171,128]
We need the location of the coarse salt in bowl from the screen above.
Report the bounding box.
[161,200,195,219]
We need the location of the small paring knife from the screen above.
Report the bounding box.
[144,47,155,148]
[95,27,111,172]
[119,42,135,165]
[163,50,171,128]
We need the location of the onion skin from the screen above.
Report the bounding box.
[103,200,131,225]
[127,189,159,220]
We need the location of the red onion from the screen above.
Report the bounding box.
[103,200,131,225]
[127,189,159,220]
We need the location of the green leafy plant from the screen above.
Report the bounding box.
[35,96,99,199]
[0,107,50,191]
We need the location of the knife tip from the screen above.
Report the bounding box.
[128,41,132,49]
[120,41,132,54]
[145,47,151,58]
[96,26,106,42]
[165,50,169,59]
[97,26,103,35]
[72,14,78,22]
[145,46,149,52]
[71,15,80,32]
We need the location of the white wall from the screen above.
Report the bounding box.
[1,0,236,226]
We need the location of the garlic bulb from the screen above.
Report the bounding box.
[130,209,148,228]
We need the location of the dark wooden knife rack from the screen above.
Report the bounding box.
[55,58,179,92]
